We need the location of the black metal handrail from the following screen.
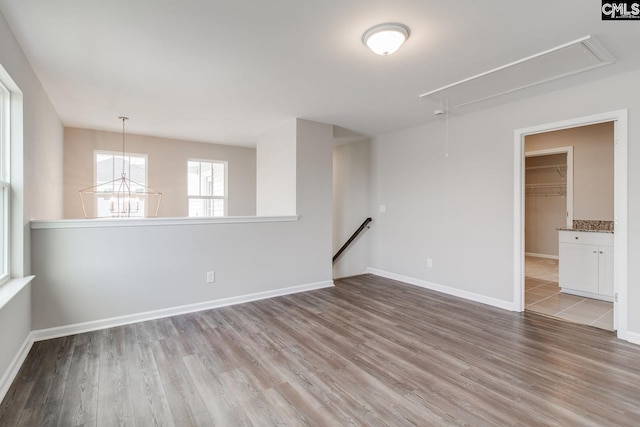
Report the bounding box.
[332,217,372,263]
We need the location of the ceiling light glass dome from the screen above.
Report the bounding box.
[362,23,410,56]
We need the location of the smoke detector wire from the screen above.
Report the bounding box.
[445,99,449,158]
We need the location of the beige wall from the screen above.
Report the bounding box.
[524,153,568,257]
[64,127,256,218]
[526,122,614,220]
[524,122,614,257]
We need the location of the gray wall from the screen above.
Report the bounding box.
[31,119,334,331]
[367,68,640,337]
[0,10,63,392]
[64,127,256,218]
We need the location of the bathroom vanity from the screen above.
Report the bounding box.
[558,229,613,302]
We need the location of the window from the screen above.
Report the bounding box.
[95,151,147,217]
[0,80,9,283]
[188,160,227,217]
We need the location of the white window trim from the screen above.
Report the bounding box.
[187,159,228,217]
[0,79,10,284]
[0,63,25,285]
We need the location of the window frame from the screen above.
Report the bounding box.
[187,159,228,217]
[94,149,149,218]
[0,80,10,284]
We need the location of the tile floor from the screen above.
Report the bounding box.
[525,256,614,331]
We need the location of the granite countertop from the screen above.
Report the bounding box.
[557,220,614,234]
[557,228,614,234]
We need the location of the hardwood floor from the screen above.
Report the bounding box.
[2,274,640,425]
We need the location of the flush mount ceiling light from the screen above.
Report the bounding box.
[362,23,410,56]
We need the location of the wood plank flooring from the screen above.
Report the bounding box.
[2,274,640,425]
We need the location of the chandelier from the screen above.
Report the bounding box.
[78,117,162,218]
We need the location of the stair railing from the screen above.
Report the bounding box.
[332,217,372,263]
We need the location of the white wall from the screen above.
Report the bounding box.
[256,120,296,215]
[30,119,334,332]
[368,68,640,338]
[333,139,371,278]
[64,127,256,218]
[0,10,63,394]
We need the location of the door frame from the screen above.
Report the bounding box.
[513,109,628,339]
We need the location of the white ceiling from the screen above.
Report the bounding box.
[0,1,638,146]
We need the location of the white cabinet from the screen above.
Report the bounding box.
[559,242,599,293]
[558,231,613,301]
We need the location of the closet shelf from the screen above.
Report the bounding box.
[525,164,566,171]
[525,192,566,198]
[525,183,566,189]
[526,182,567,197]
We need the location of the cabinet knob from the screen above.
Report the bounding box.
[600,251,603,254]
[593,251,598,254]
[575,236,579,240]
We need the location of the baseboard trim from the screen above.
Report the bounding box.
[31,280,334,342]
[560,287,613,302]
[626,331,640,346]
[0,334,34,403]
[525,252,559,260]
[366,268,515,311]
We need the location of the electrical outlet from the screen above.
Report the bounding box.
[206,271,215,283]
[427,258,433,268]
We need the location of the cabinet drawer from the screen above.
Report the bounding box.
[558,230,613,246]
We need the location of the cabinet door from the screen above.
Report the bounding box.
[598,245,614,297]
[559,243,599,293]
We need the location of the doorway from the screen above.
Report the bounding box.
[513,110,628,340]
[524,140,614,330]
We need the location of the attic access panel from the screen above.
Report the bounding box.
[419,36,614,108]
